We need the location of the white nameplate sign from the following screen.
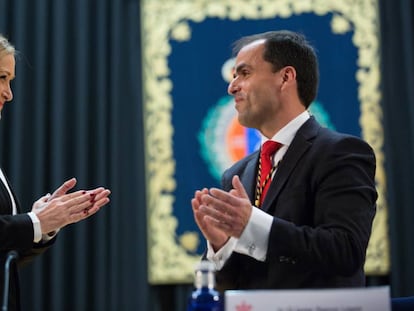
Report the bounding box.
[225,286,390,311]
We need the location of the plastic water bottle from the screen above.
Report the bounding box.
[187,260,223,311]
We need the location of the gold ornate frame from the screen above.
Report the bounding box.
[142,0,388,284]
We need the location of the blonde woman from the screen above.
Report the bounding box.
[0,34,111,311]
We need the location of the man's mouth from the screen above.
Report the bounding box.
[234,96,244,104]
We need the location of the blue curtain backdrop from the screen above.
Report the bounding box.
[0,0,413,310]
[379,0,414,298]
[0,0,150,310]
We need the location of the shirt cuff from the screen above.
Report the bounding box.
[206,237,238,270]
[42,230,59,242]
[28,212,42,243]
[234,206,273,261]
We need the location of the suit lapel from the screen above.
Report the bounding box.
[0,176,13,215]
[261,117,320,212]
[0,168,21,214]
[240,151,260,203]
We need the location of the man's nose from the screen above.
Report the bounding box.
[227,79,240,95]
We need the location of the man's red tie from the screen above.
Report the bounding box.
[256,141,282,207]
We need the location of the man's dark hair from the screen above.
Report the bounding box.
[232,30,319,108]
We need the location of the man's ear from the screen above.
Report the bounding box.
[282,66,296,82]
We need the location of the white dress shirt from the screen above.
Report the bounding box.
[207,111,310,270]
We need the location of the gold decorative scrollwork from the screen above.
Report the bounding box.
[142,0,388,284]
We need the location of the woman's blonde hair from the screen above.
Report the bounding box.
[0,34,15,58]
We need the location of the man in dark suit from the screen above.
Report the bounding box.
[191,30,377,291]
